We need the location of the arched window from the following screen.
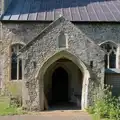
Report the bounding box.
[11,44,23,80]
[100,42,117,69]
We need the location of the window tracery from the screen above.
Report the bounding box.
[11,44,23,80]
[100,42,117,68]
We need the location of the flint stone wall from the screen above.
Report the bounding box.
[1,20,120,110]
[20,18,105,110]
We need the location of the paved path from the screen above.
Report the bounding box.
[0,111,92,120]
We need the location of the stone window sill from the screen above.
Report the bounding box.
[10,79,22,81]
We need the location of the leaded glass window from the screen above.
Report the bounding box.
[11,44,23,80]
[100,42,117,69]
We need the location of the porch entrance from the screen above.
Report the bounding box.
[44,58,83,110]
[52,67,68,105]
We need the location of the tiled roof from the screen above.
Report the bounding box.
[1,0,120,21]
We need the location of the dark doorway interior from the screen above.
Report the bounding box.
[44,58,83,111]
[51,67,68,105]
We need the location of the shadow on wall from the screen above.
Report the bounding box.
[74,23,120,44]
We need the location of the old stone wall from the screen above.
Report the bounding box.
[1,20,120,107]
[0,0,2,39]
[1,22,49,95]
[20,18,105,110]
[2,22,120,48]
[76,23,120,44]
[0,0,2,15]
[0,52,3,89]
[0,0,2,93]
[76,23,120,68]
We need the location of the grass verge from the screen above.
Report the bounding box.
[0,96,26,116]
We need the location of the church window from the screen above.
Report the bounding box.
[11,44,23,80]
[100,42,117,69]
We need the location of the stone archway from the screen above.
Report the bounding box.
[36,50,90,111]
[43,58,83,110]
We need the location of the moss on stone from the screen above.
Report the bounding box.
[5,81,22,96]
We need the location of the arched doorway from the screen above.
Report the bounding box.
[44,58,83,110]
[37,51,90,111]
[52,67,68,105]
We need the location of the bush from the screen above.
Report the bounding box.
[0,96,26,116]
[10,96,22,107]
[87,85,120,120]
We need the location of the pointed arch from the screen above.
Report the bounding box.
[36,50,90,110]
[36,50,89,79]
[99,40,118,47]
[99,41,118,68]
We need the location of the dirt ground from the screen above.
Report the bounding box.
[0,110,92,120]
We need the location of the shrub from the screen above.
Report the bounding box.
[0,96,25,116]
[87,85,120,120]
[10,96,22,107]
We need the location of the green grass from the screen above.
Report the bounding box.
[0,96,26,116]
[91,114,113,120]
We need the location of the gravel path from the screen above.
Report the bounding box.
[0,111,92,120]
